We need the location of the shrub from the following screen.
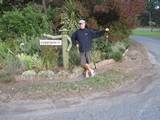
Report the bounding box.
[0,5,51,41]
[91,50,103,63]
[0,42,17,67]
[93,38,131,61]
[40,46,60,69]
[61,0,81,35]
[18,34,41,55]
[0,52,21,83]
[0,43,8,61]
[69,47,80,67]
[109,22,131,41]
[17,53,43,70]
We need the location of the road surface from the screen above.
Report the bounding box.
[0,36,160,120]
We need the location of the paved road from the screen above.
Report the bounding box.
[131,36,160,64]
[0,36,160,120]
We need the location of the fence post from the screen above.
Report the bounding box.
[60,29,70,69]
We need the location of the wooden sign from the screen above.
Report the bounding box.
[40,39,62,46]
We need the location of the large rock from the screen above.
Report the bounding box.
[22,70,37,78]
[38,70,55,79]
[57,70,70,78]
[72,66,83,75]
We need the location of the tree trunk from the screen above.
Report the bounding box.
[42,0,47,13]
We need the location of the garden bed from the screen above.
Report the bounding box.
[0,41,153,102]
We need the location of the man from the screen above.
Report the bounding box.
[72,19,109,78]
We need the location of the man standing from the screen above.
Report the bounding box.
[72,20,109,78]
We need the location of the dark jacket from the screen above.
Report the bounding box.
[71,28,105,52]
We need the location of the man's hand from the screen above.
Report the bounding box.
[76,44,79,48]
[105,28,110,32]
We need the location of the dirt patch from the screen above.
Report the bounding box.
[0,41,153,103]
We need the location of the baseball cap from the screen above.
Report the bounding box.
[79,20,86,24]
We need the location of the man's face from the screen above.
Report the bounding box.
[79,23,86,29]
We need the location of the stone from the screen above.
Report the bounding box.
[72,67,83,75]
[22,70,37,78]
[57,70,70,78]
[38,70,55,78]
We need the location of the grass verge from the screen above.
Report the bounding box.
[132,28,160,39]
[22,70,130,96]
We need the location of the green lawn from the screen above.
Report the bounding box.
[132,28,160,39]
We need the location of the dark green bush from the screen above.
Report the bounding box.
[0,5,51,41]
[41,46,61,69]
[0,51,21,83]
[69,47,80,67]
[18,35,41,55]
[93,38,131,61]
[109,22,131,41]
[0,42,16,67]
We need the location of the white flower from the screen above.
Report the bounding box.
[105,28,110,32]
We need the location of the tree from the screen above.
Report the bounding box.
[75,0,145,40]
[139,0,160,26]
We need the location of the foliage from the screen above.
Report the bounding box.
[69,37,129,65]
[0,0,35,15]
[78,0,145,40]
[61,0,81,35]
[46,6,63,33]
[91,50,102,63]
[17,53,43,70]
[93,38,131,61]
[139,0,160,26]
[18,34,41,55]
[41,46,60,69]
[69,47,80,67]
[0,47,21,83]
[0,42,16,67]
[0,5,51,41]
[0,1,136,71]
[108,22,131,41]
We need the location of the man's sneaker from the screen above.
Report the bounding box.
[85,71,89,78]
[90,70,95,77]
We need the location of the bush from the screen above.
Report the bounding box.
[0,53,21,83]
[69,47,80,67]
[18,35,41,55]
[0,42,8,61]
[0,5,51,41]
[93,37,111,59]
[61,0,80,35]
[0,42,16,67]
[109,22,131,41]
[17,53,43,70]
[41,46,60,69]
[93,38,131,61]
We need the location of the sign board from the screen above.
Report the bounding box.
[40,39,62,46]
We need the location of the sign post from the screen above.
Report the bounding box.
[40,29,72,69]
